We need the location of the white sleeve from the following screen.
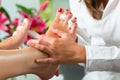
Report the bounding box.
[85,46,120,72]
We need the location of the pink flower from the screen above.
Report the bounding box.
[37,21,46,33]
[20,11,29,18]
[30,16,46,34]
[13,18,20,26]
[0,13,8,31]
[5,24,12,35]
[25,35,33,43]
[39,0,49,12]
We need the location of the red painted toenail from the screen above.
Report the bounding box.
[58,8,63,12]
[66,9,69,11]
[70,12,72,14]
[74,17,77,20]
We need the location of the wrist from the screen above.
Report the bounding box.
[74,45,86,63]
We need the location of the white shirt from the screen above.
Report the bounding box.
[69,0,120,80]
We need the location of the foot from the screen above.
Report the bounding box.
[0,19,30,49]
[27,47,59,80]
[34,64,59,80]
[46,8,77,38]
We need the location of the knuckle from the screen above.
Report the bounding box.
[40,45,46,51]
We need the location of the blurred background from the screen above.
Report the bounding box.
[0,0,85,80]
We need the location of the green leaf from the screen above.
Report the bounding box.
[0,7,11,20]
[16,4,33,15]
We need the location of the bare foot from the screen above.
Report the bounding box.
[27,8,78,79]
[34,64,58,80]
[0,19,30,49]
[12,19,30,44]
[46,8,77,38]
[28,50,58,80]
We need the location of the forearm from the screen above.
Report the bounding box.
[0,47,47,79]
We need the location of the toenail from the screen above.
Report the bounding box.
[58,8,63,12]
[74,17,77,20]
[66,9,69,11]
[69,12,72,15]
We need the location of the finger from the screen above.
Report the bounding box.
[51,28,67,38]
[36,58,56,64]
[27,39,51,54]
[27,39,38,47]
[34,43,53,57]
[38,35,56,45]
[35,44,48,52]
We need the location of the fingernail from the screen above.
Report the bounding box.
[70,12,72,14]
[58,8,63,12]
[74,17,77,20]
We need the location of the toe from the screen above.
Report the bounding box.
[55,8,64,21]
[71,17,77,23]
[70,23,77,34]
[64,11,73,25]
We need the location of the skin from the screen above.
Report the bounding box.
[0,19,30,49]
[27,8,86,64]
[0,47,58,80]
[27,1,109,64]
[46,8,77,39]
[0,19,58,80]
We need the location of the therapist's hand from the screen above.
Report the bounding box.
[27,28,86,64]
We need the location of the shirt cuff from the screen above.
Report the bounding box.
[85,45,90,72]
